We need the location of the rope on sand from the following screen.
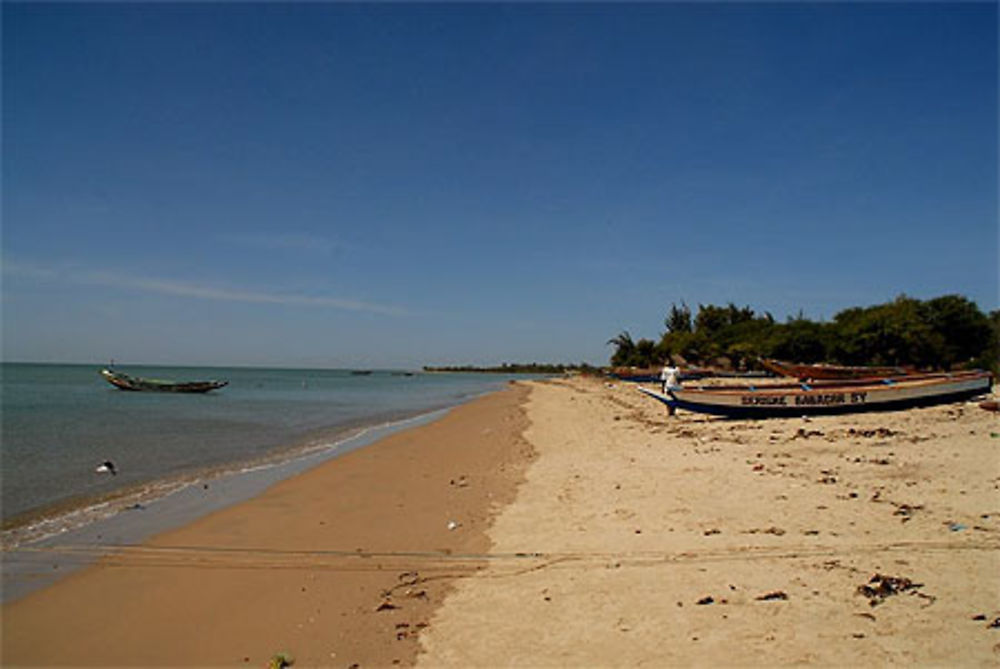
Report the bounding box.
[8,538,999,574]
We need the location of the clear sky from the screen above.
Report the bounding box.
[3,2,997,369]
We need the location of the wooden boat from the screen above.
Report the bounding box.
[608,367,661,382]
[609,367,768,383]
[638,370,992,418]
[760,359,917,380]
[100,368,228,393]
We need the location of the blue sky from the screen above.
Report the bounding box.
[3,3,997,368]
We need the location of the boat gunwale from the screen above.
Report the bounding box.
[679,370,991,397]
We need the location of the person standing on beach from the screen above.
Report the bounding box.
[660,365,680,393]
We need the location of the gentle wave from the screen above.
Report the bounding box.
[0,403,460,550]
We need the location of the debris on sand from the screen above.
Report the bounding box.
[397,571,420,586]
[756,591,788,601]
[268,651,294,669]
[745,526,786,536]
[892,503,924,522]
[857,574,924,607]
[848,427,899,438]
[974,614,1000,628]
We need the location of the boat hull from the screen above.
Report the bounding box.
[100,369,228,393]
[760,359,916,380]
[639,372,992,418]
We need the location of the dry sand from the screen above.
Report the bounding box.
[3,376,999,667]
[418,377,1000,666]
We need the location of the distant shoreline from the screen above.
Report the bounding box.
[423,363,595,374]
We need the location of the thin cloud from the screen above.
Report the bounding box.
[223,232,351,255]
[3,260,406,316]
[1,258,60,281]
[88,273,406,316]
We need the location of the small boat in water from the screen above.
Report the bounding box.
[100,368,228,393]
[760,359,917,381]
[638,370,992,418]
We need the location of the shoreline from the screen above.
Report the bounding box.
[1,363,525,530]
[1,405,465,604]
[2,382,534,666]
[1,401,463,551]
[5,376,998,665]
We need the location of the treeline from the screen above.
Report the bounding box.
[609,294,999,373]
[424,362,597,374]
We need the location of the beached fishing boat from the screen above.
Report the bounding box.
[609,367,768,383]
[100,368,228,393]
[760,359,916,380]
[638,370,991,418]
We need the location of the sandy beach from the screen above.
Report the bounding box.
[2,384,534,666]
[3,376,999,666]
[420,377,1000,666]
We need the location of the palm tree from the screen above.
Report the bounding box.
[607,331,636,367]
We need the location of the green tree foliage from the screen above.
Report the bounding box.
[831,296,938,366]
[664,302,692,334]
[987,310,1000,371]
[610,295,998,373]
[607,331,636,367]
[765,318,830,364]
[923,295,993,369]
[607,331,663,368]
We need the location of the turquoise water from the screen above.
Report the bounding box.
[1,363,524,528]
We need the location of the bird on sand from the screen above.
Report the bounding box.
[95,460,117,476]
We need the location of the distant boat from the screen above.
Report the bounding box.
[760,359,917,380]
[350,370,373,376]
[638,370,992,418]
[100,368,228,393]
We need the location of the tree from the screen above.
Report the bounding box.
[766,319,831,363]
[922,295,993,369]
[694,304,731,334]
[612,294,996,373]
[985,310,1000,373]
[607,331,636,368]
[831,296,949,367]
[664,302,692,334]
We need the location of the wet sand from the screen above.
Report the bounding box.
[2,383,533,666]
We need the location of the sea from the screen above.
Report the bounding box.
[1,363,530,548]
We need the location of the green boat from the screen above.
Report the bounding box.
[100,368,228,393]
